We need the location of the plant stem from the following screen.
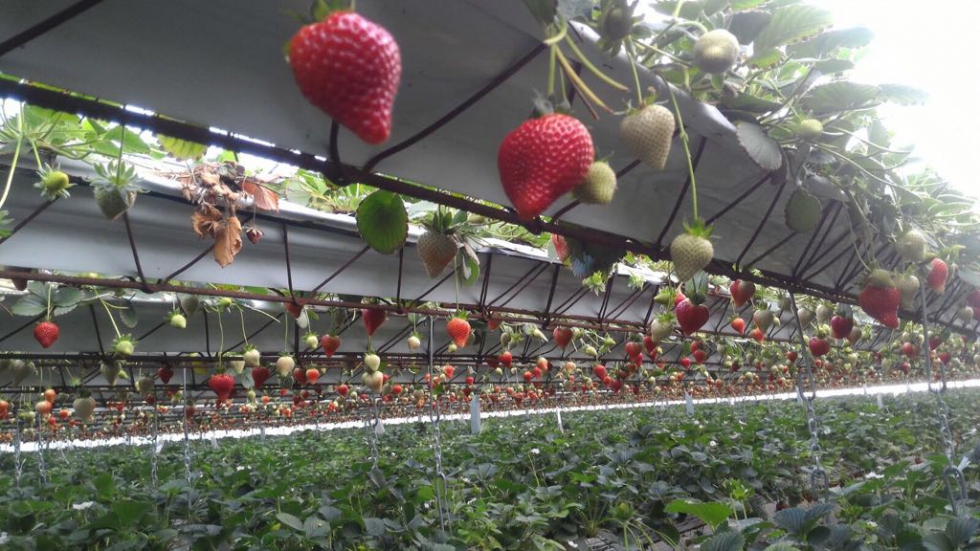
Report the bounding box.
[240,308,248,348]
[0,105,24,211]
[666,82,699,220]
[547,45,557,97]
[625,39,644,106]
[100,298,122,337]
[563,34,629,92]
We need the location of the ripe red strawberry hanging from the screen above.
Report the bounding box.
[926,258,948,294]
[729,279,755,308]
[252,366,271,389]
[446,315,471,348]
[208,373,235,404]
[320,334,341,357]
[553,327,573,349]
[498,114,594,220]
[730,317,745,335]
[362,308,387,336]
[859,269,901,328]
[830,308,854,340]
[33,320,59,349]
[288,11,401,144]
[675,298,709,335]
[808,326,831,357]
[157,365,174,384]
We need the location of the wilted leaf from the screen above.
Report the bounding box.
[214,216,243,268]
[191,206,223,238]
[736,121,783,171]
[243,179,280,212]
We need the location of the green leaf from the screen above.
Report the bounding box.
[276,512,304,531]
[722,93,782,114]
[728,10,771,45]
[158,135,208,161]
[53,287,83,308]
[356,190,407,254]
[111,500,151,527]
[946,517,979,548]
[119,300,139,328]
[773,507,806,535]
[94,473,116,500]
[735,121,782,171]
[11,293,47,316]
[180,295,201,317]
[703,531,745,551]
[753,5,833,58]
[878,84,929,106]
[812,59,854,74]
[922,533,954,551]
[93,124,152,156]
[665,500,733,530]
[789,27,875,58]
[363,516,386,537]
[800,82,881,114]
[522,0,557,26]
[763,544,800,551]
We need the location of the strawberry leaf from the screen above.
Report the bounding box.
[356,190,407,255]
[752,4,833,58]
[242,179,280,212]
[11,293,47,316]
[120,300,139,329]
[157,135,207,161]
[735,121,782,171]
[214,216,243,268]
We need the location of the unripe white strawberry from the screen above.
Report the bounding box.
[364,353,381,372]
[620,105,674,170]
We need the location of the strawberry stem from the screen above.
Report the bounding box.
[547,45,557,98]
[666,82,699,220]
[240,308,248,348]
[555,47,613,114]
[563,34,629,92]
[100,298,122,338]
[625,38,645,107]
[0,104,24,212]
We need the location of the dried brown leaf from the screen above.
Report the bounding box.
[214,216,243,268]
[242,179,280,212]
[191,206,223,238]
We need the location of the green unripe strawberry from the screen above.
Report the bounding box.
[35,167,73,200]
[895,229,927,263]
[572,161,617,205]
[113,336,135,357]
[620,105,675,170]
[795,119,824,140]
[693,29,740,74]
[169,312,187,329]
[784,188,822,232]
[670,220,714,282]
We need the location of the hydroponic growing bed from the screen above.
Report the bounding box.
[1,0,979,549]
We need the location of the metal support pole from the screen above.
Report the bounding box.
[426,316,450,533]
[788,292,828,502]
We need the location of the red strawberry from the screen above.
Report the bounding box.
[675,299,709,335]
[553,327,573,349]
[362,308,387,336]
[34,321,59,349]
[158,366,174,384]
[306,368,320,385]
[749,327,765,343]
[730,318,746,335]
[625,341,642,358]
[252,366,271,389]
[498,350,513,368]
[642,335,657,355]
[552,234,571,262]
[730,279,755,307]
[337,383,349,396]
[593,364,607,380]
[830,315,853,340]
[680,357,692,370]
[320,334,341,357]
[285,302,304,319]
[288,12,401,144]
[293,367,307,386]
[498,114,594,220]
[693,349,707,364]
[446,317,471,348]
[967,289,980,310]
[926,258,948,294]
[786,351,798,363]
[208,374,235,404]
[487,317,503,331]
[859,270,901,328]
[808,337,831,357]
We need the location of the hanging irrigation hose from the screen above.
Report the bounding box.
[789,292,829,502]
[917,279,967,516]
[426,316,450,534]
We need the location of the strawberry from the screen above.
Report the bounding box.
[896,229,927,263]
[208,373,235,404]
[73,393,96,421]
[830,314,853,340]
[894,273,919,309]
[34,166,73,200]
[619,104,674,170]
[417,229,458,279]
[498,350,513,368]
[553,327,573,349]
[33,321,59,349]
[288,11,401,144]
[625,341,642,359]
[168,312,187,329]
[642,335,657,355]
[446,316,471,348]
[752,309,773,332]
[730,317,746,335]
[158,365,174,384]
[847,327,862,346]
[361,308,387,336]
[692,29,740,74]
[808,337,830,357]
[729,279,755,307]
[252,366,271,389]
[680,357,692,370]
[957,306,974,324]
[498,114,594,220]
[277,354,296,377]
[572,161,617,205]
[243,348,261,367]
[749,327,765,343]
[670,220,714,282]
[245,226,264,244]
[593,364,607,380]
[693,349,707,364]
[926,258,948,294]
[320,334,341,357]
[286,302,304,319]
[858,269,901,328]
[967,289,980,310]
[337,383,349,396]
[292,367,307,386]
[552,234,571,262]
[675,298,709,335]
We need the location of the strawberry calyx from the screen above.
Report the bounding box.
[682,218,714,240]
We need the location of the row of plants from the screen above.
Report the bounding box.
[0,389,977,549]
